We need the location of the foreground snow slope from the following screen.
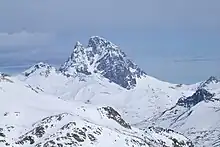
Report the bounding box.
[0,74,193,147]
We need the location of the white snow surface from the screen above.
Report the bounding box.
[0,74,192,147]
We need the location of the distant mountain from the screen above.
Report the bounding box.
[136,76,220,147]
[198,76,220,92]
[59,36,146,89]
[177,88,215,108]
[23,62,56,77]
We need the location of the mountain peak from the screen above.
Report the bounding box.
[199,76,220,88]
[34,62,50,68]
[0,73,10,78]
[60,36,146,89]
[177,88,214,108]
[23,62,54,77]
[88,36,118,52]
[74,41,83,48]
[206,76,219,83]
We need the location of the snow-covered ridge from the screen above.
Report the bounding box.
[177,88,215,108]
[23,62,57,78]
[87,36,119,51]
[0,73,13,83]
[0,78,193,147]
[136,80,220,147]
[199,76,220,87]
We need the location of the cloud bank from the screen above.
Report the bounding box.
[0,31,54,47]
[0,0,219,33]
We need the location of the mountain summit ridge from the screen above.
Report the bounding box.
[88,36,118,49]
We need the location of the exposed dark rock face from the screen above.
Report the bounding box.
[0,127,12,147]
[100,106,131,129]
[14,113,151,147]
[0,73,13,83]
[147,127,194,147]
[0,73,10,78]
[177,89,214,108]
[15,113,103,146]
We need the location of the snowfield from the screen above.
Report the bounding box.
[0,74,193,147]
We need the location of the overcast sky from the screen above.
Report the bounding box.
[0,0,220,83]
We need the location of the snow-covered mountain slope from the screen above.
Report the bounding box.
[18,62,124,102]
[14,36,220,146]
[18,63,195,125]
[0,74,193,147]
[135,77,220,147]
[17,37,195,123]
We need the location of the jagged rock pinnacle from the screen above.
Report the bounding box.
[74,41,83,48]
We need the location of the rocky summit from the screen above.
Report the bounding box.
[59,36,146,89]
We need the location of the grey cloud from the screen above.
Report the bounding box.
[0,0,219,33]
[174,57,220,63]
[0,31,55,47]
